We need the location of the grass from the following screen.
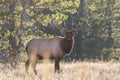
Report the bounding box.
[0,61,120,80]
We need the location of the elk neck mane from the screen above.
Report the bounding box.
[60,37,74,54]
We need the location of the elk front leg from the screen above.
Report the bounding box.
[54,58,60,73]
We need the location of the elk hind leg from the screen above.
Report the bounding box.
[31,61,37,75]
[25,59,30,74]
[30,55,38,75]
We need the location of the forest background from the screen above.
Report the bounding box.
[0,0,120,65]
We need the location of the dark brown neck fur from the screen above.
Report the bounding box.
[60,37,74,54]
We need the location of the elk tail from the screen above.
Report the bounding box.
[24,41,29,54]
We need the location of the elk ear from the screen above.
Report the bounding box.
[72,29,80,36]
[61,29,67,35]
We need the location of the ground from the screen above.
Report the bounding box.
[0,61,120,80]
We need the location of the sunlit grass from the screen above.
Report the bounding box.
[0,61,120,80]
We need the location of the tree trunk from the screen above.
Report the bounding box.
[77,0,85,17]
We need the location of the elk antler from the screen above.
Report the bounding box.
[51,16,66,31]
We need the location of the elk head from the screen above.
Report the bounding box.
[51,17,80,39]
[61,29,80,40]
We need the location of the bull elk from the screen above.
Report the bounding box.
[25,21,80,75]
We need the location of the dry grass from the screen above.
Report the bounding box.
[0,61,120,80]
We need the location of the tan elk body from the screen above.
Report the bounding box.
[25,28,80,75]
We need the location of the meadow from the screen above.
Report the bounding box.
[0,61,120,80]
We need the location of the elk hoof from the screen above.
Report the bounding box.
[55,70,62,73]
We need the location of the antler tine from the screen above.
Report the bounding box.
[51,16,63,30]
[61,21,64,27]
[61,21,66,29]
